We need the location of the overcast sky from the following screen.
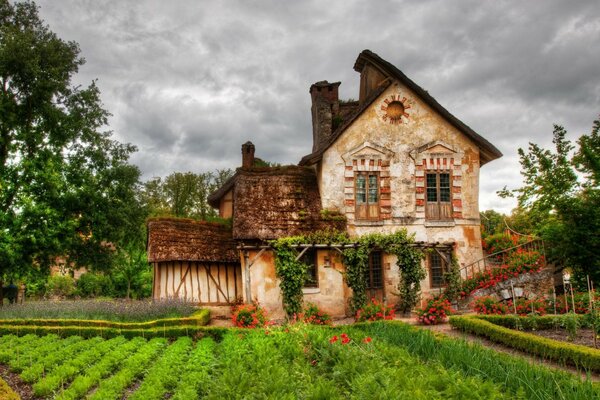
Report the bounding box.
[34,0,600,213]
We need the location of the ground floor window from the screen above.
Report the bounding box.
[301,248,318,288]
[429,251,448,288]
[365,251,383,289]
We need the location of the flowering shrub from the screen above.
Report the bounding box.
[231,303,267,328]
[416,296,454,325]
[482,233,520,260]
[302,303,332,325]
[460,250,544,298]
[355,298,395,322]
[472,296,509,315]
[507,298,548,316]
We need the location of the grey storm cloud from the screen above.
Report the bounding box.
[34,0,600,213]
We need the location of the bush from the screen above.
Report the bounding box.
[301,303,332,325]
[231,303,267,328]
[416,296,454,325]
[471,296,509,315]
[76,273,114,298]
[355,299,395,322]
[547,291,595,314]
[46,275,76,299]
[507,298,548,316]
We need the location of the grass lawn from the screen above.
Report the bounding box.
[0,321,598,399]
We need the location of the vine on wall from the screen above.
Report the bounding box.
[271,229,427,317]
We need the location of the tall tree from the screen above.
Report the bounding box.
[142,169,233,219]
[500,117,600,288]
[0,1,144,286]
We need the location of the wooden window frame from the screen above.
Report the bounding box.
[301,248,318,288]
[425,171,453,220]
[429,251,448,289]
[365,251,383,289]
[355,171,380,220]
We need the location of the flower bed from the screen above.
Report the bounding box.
[355,298,395,322]
[416,296,454,325]
[460,249,544,297]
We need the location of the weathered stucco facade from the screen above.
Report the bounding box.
[148,50,502,318]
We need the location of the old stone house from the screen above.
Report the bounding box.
[147,50,502,318]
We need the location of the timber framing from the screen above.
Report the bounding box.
[237,241,455,251]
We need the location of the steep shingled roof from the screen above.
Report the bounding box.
[300,49,502,166]
[147,218,238,263]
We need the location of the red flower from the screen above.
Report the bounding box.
[329,335,339,344]
[363,337,372,343]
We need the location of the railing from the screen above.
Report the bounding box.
[460,238,546,280]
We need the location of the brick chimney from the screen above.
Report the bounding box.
[241,141,255,168]
[310,81,341,153]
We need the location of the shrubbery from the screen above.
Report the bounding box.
[355,299,395,322]
[231,303,268,328]
[416,296,454,325]
[301,303,332,325]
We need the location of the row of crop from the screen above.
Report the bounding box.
[351,321,599,400]
[449,316,600,372]
[0,308,210,328]
[1,322,598,399]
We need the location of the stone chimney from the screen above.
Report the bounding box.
[241,141,255,168]
[310,81,341,153]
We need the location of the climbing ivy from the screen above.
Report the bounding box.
[271,229,426,316]
[441,252,462,305]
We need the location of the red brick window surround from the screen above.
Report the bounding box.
[411,141,463,221]
[342,142,395,223]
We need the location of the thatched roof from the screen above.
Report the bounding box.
[147,218,238,263]
[211,166,345,240]
[300,49,502,167]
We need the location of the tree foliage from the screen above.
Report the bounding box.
[500,117,600,288]
[141,169,233,219]
[0,1,144,281]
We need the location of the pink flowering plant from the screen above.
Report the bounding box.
[355,298,395,322]
[416,296,454,325]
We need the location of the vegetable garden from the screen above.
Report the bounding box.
[1,321,598,399]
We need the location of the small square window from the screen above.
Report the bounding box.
[300,248,318,288]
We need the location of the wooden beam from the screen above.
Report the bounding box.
[204,264,229,302]
[175,263,191,298]
[294,246,310,261]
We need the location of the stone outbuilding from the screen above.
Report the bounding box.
[147,50,502,318]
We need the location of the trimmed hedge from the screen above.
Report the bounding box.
[0,308,210,329]
[0,323,231,341]
[475,314,591,330]
[0,377,19,400]
[450,315,600,372]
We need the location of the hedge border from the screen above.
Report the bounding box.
[0,323,232,341]
[0,308,210,329]
[449,315,600,372]
[473,314,590,330]
[0,376,19,400]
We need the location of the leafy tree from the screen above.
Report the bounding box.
[141,169,233,219]
[500,117,600,288]
[0,1,144,291]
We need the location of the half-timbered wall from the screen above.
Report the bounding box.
[152,261,242,305]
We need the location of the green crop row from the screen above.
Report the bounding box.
[9,335,82,373]
[0,308,210,329]
[88,337,167,400]
[450,315,600,372]
[56,337,147,400]
[171,338,216,400]
[129,336,193,400]
[33,336,126,397]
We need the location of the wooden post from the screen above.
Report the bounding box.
[510,281,517,314]
[588,275,593,311]
[570,282,576,313]
[243,251,251,303]
[552,287,557,315]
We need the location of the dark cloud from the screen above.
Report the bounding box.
[35,0,600,212]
